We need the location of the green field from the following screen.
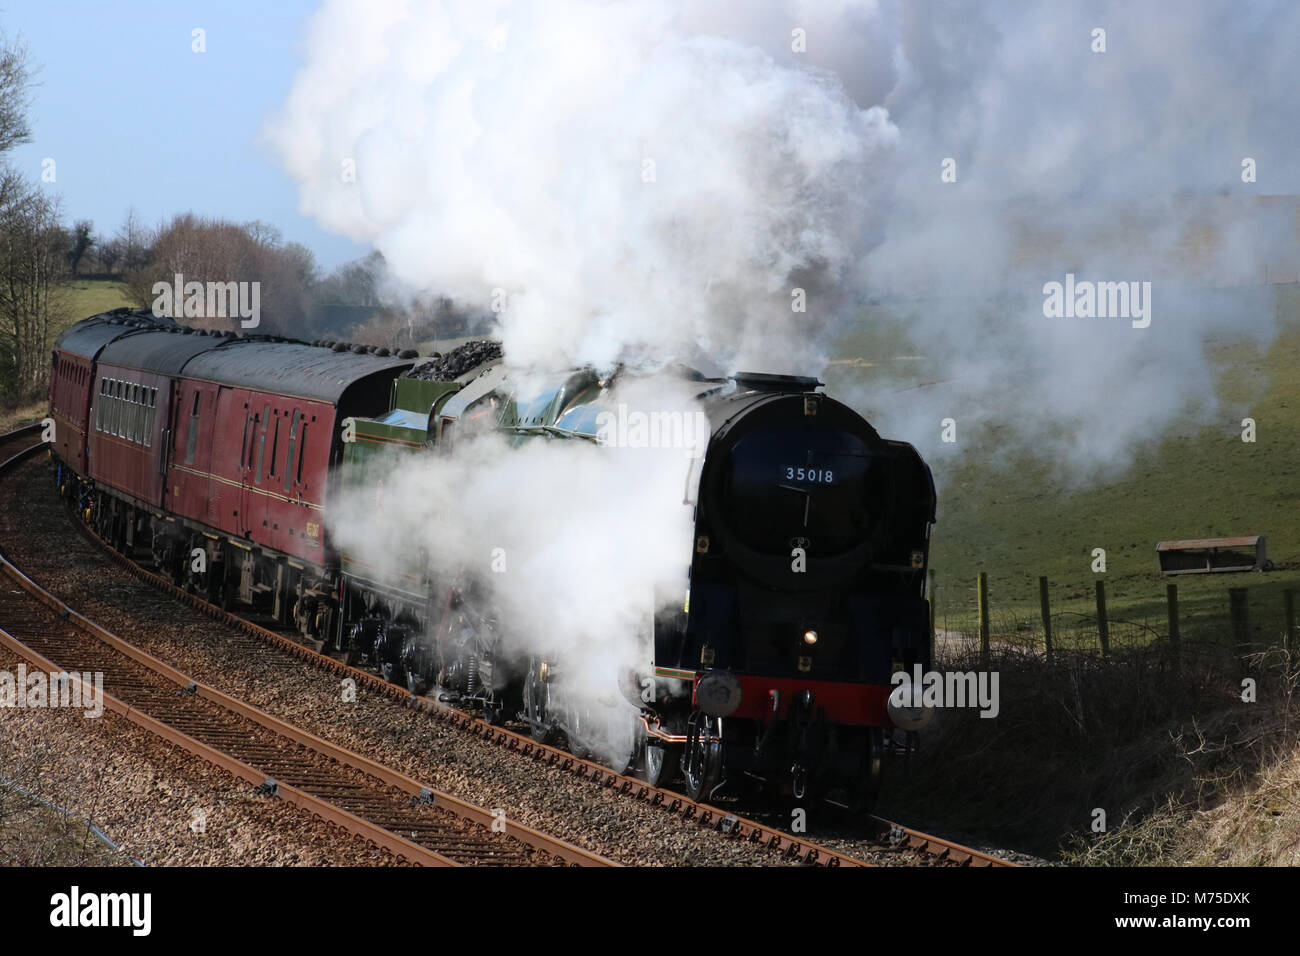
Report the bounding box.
[59,278,134,329]
[827,284,1300,654]
[0,279,133,423]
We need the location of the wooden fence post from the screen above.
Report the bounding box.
[1039,575,1053,663]
[1095,580,1110,658]
[928,569,937,664]
[1284,589,1295,654]
[1229,588,1250,665]
[1166,583,1180,660]
[977,572,990,667]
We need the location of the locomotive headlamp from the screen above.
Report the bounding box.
[803,630,818,646]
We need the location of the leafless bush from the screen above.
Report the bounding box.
[0,166,68,402]
[892,636,1297,861]
[123,213,318,336]
[0,720,122,866]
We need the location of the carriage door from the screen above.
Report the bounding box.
[238,405,260,537]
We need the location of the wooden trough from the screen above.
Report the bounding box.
[1156,535,1273,575]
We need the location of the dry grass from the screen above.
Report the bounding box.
[885,637,1300,863]
[0,784,133,866]
[0,398,45,434]
[0,723,134,866]
[1065,647,1300,865]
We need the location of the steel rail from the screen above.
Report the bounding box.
[0,434,613,867]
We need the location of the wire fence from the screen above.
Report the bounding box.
[927,571,1298,665]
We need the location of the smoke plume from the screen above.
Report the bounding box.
[268,2,1300,745]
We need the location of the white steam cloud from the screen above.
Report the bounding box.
[266,0,898,374]
[327,375,703,763]
[267,2,1299,744]
[269,0,1300,478]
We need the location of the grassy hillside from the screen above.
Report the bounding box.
[59,278,134,329]
[0,279,133,420]
[829,283,1300,654]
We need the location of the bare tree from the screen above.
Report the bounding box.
[115,207,150,272]
[124,212,318,335]
[0,33,65,403]
[244,219,283,248]
[65,218,93,275]
[97,236,123,275]
[0,34,33,156]
[0,166,67,400]
[315,250,384,307]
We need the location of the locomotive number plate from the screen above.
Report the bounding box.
[782,466,835,484]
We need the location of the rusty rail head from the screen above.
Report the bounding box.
[0,557,614,868]
[0,625,462,867]
[0,439,616,868]
[867,817,1016,868]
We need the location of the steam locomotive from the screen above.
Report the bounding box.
[48,308,935,809]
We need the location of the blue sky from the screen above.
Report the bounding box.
[4,0,367,269]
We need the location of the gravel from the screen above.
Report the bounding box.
[0,647,404,866]
[1,458,791,866]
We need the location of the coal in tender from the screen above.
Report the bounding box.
[406,340,503,381]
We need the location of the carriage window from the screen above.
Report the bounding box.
[96,379,105,431]
[184,390,201,465]
[297,423,308,484]
[240,414,254,469]
[269,415,281,477]
[255,404,269,482]
[285,410,301,491]
[130,385,141,443]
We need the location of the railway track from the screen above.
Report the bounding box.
[6,425,1014,867]
[0,430,611,867]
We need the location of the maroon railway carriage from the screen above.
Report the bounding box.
[49,314,126,474]
[50,309,413,639]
